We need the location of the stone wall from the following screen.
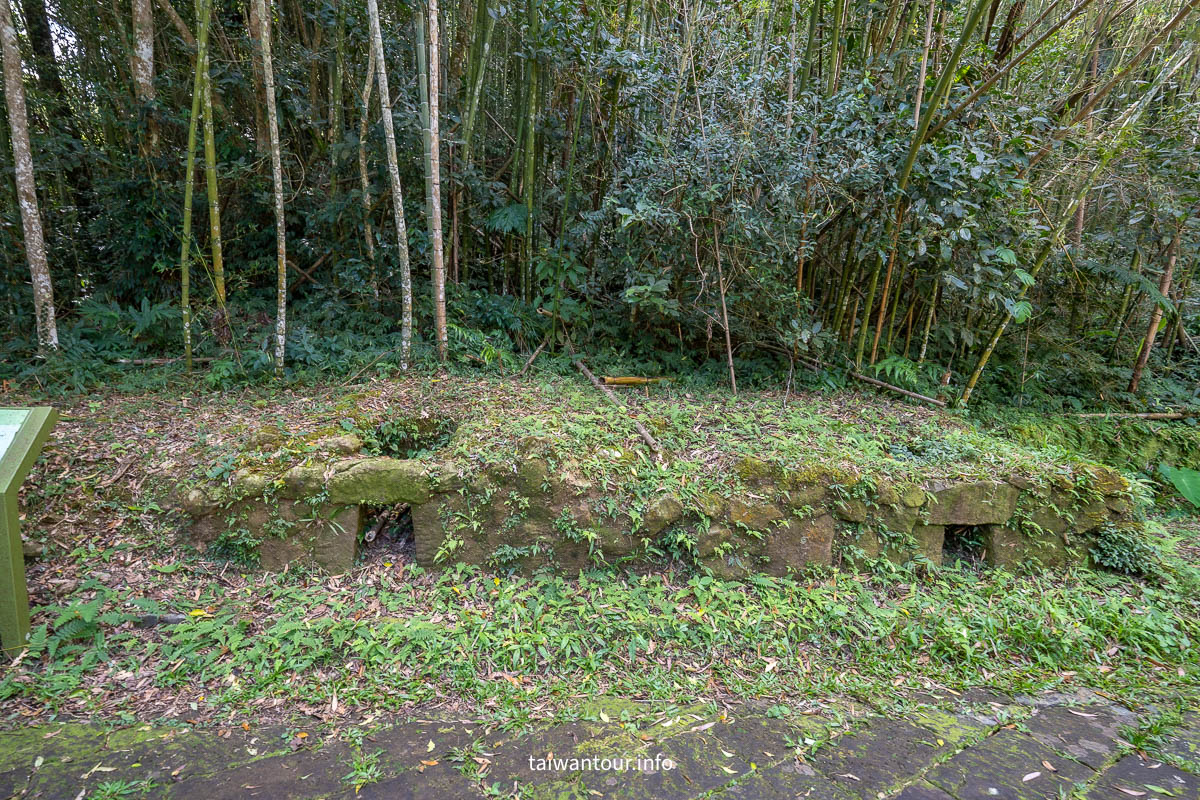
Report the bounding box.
[178,440,1140,576]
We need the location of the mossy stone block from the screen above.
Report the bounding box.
[642,494,684,535]
[764,513,834,575]
[516,458,551,496]
[281,465,325,499]
[982,525,1023,567]
[834,498,869,523]
[729,498,785,530]
[926,481,1020,526]
[328,457,430,505]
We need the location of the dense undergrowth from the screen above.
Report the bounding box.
[4,530,1198,724]
[1,377,1198,728]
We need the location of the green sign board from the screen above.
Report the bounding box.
[1,407,57,654]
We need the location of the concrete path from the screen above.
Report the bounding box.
[1,688,1197,799]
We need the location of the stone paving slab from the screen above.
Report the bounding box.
[1086,754,1200,800]
[1020,702,1135,769]
[1,693,1197,799]
[1159,712,1200,769]
[811,717,955,799]
[924,728,1095,799]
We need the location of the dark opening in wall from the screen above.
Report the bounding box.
[942,524,986,565]
[359,504,414,562]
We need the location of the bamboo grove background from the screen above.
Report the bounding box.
[0,0,1198,407]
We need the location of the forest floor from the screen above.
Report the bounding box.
[1,375,1199,798]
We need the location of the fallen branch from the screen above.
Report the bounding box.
[1074,411,1196,420]
[116,357,216,365]
[795,355,947,407]
[575,360,661,453]
[512,339,546,378]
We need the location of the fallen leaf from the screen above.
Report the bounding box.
[1116,789,1146,797]
[1023,772,1041,782]
[1042,760,1056,772]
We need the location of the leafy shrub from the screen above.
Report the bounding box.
[1090,522,1160,576]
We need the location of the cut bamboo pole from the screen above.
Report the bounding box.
[575,360,661,452]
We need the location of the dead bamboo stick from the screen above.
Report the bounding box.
[575,360,661,452]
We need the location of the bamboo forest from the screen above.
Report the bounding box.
[0,0,1195,409]
[5,1,1200,795]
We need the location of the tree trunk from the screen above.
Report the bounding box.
[1129,227,1181,393]
[254,0,287,378]
[426,0,448,362]
[1,0,57,351]
[178,0,211,371]
[198,0,228,339]
[132,0,157,151]
[367,0,413,368]
[358,45,378,298]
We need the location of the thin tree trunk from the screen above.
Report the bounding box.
[521,0,539,303]
[178,0,210,372]
[427,0,448,361]
[358,45,378,298]
[855,0,989,368]
[1129,226,1182,393]
[367,0,413,368]
[912,0,935,127]
[199,0,228,340]
[461,0,495,155]
[254,0,287,378]
[155,0,194,46]
[1,0,57,351]
[132,0,157,151]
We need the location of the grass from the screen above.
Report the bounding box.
[3,375,1198,731]
[5,541,1198,726]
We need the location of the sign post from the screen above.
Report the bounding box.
[0,407,57,655]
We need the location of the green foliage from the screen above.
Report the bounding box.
[1159,464,1200,508]
[1090,522,1161,577]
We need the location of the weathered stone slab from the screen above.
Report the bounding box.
[580,731,747,799]
[910,708,991,747]
[717,759,856,799]
[983,525,1025,568]
[811,717,950,799]
[486,722,642,787]
[926,729,1093,799]
[256,502,360,573]
[1086,754,1200,799]
[365,721,479,765]
[1159,713,1200,768]
[926,481,1020,526]
[167,744,351,800]
[707,715,801,763]
[642,494,684,536]
[764,513,834,574]
[328,457,430,505]
[340,762,484,800]
[1021,704,1135,769]
[892,782,956,800]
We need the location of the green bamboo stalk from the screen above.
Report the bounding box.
[854,0,990,369]
[178,0,211,372]
[198,0,229,339]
